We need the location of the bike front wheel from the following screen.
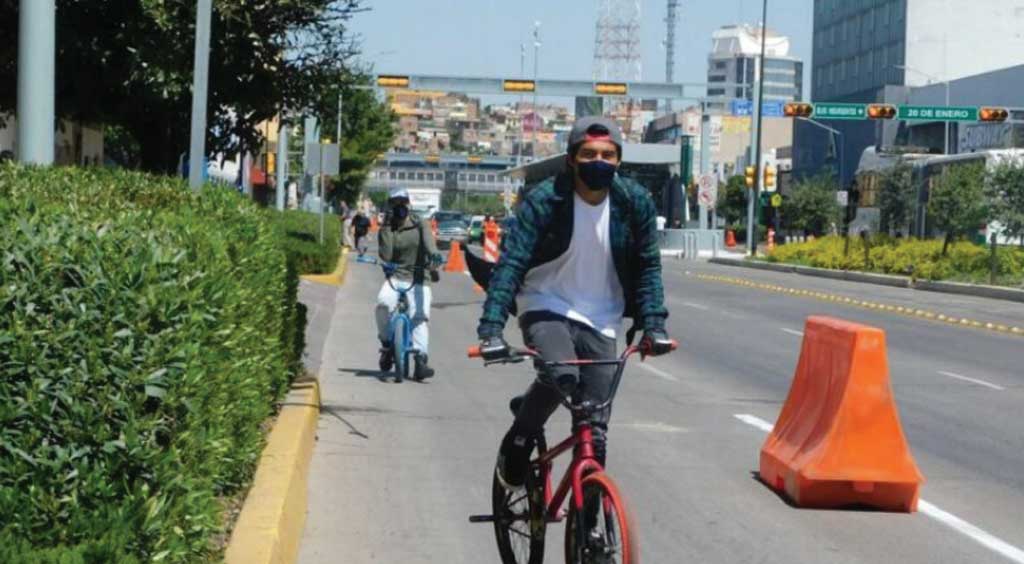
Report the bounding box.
[491,455,545,563]
[564,472,637,564]
[392,317,409,383]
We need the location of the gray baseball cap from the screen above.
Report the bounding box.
[567,116,623,155]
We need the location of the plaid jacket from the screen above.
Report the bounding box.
[477,172,668,339]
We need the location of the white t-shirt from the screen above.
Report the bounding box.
[518,192,625,339]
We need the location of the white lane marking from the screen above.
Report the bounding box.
[780,328,804,337]
[682,301,710,311]
[733,413,775,433]
[937,370,1005,391]
[619,421,688,433]
[733,414,1024,564]
[918,501,1024,564]
[638,362,679,382]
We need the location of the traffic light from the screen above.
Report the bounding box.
[783,102,814,118]
[979,107,1009,122]
[763,166,776,190]
[376,75,410,88]
[745,166,756,189]
[867,104,897,119]
[594,82,628,96]
[503,79,536,93]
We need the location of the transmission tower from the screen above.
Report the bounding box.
[593,0,642,82]
[664,0,679,83]
[663,0,680,113]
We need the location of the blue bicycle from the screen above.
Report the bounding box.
[379,265,420,383]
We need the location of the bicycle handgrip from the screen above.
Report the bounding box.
[467,346,482,358]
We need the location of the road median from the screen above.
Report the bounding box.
[708,257,1024,303]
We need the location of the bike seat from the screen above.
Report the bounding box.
[508,395,524,415]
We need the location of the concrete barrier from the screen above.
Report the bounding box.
[914,280,1024,303]
[225,379,320,564]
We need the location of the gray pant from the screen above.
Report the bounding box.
[508,311,617,464]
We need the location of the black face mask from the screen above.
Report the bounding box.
[391,204,409,221]
[575,160,617,191]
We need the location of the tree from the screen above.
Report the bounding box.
[877,160,915,235]
[986,160,1024,247]
[928,162,988,256]
[0,1,369,173]
[717,175,749,226]
[781,174,841,236]
[316,86,395,207]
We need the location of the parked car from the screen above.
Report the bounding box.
[468,215,485,244]
[431,210,464,224]
[436,219,469,249]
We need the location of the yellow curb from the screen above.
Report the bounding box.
[300,248,350,287]
[225,379,321,564]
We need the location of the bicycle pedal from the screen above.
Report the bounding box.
[468,514,495,523]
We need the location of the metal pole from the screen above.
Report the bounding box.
[188,0,213,190]
[275,122,288,210]
[303,116,318,200]
[517,44,525,167]
[747,0,769,256]
[532,22,541,152]
[319,144,325,244]
[699,101,711,231]
[17,0,56,165]
[337,91,343,148]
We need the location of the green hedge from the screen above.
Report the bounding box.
[270,210,342,275]
[766,235,1024,285]
[0,165,304,562]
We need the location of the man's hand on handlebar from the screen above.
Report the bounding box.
[381,262,397,277]
[478,335,511,361]
[640,329,675,357]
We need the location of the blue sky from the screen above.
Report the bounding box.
[350,0,813,104]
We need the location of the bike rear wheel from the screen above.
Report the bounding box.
[564,472,637,564]
[492,447,545,564]
[392,317,409,383]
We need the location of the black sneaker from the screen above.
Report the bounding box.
[414,354,435,380]
[378,344,394,372]
[495,432,531,490]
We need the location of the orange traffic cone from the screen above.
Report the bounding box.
[725,229,737,248]
[759,316,924,512]
[444,241,467,273]
[767,228,776,252]
[370,215,379,233]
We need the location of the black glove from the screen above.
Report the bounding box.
[430,269,441,283]
[640,329,675,357]
[479,335,510,361]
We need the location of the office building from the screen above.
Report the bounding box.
[707,24,804,112]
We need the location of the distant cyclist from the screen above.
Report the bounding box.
[475,116,674,489]
[377,188,442,380]
[352,211,371,255]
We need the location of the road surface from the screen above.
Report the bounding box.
[298,255,1024,563]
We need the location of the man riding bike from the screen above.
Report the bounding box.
[377,188,442,380]
[475,116,674,490]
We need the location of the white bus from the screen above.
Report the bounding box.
[854,147,1024,244]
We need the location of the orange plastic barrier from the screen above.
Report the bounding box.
[370,215,379,233]
[483,233,500,263]
[445,241,467,273]
[767,228,776,252]
[759,316,924,512]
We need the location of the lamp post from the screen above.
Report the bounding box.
[746,0,769,256]
[16,0,55,165]
[187,0,213,190]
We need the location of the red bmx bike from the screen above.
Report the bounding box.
[468,340,676,564]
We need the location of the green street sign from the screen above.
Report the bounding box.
[898,105,978,122]
[812,103,866,120]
